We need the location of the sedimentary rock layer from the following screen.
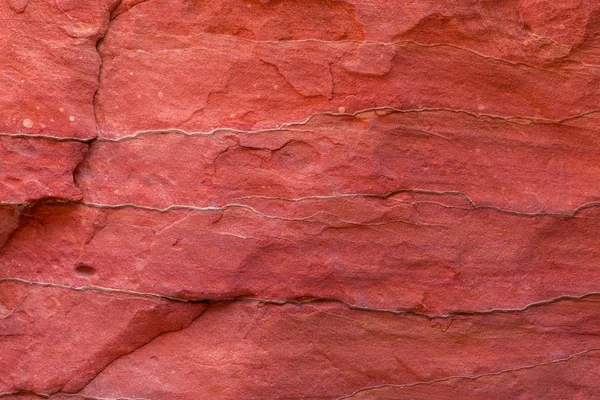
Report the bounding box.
[2,0,600,398]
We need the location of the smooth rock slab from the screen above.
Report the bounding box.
[96,0,600,137]
[349,350,600,400]
[2,199,600,314]
[79,111,600,214]
[0,280,207,394]
[79,299,600,400]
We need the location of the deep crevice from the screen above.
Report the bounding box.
[92,0,122,138]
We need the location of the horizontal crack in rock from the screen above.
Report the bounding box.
[2,278,598,319]
[0,106,598,143]
[2,188,600,220]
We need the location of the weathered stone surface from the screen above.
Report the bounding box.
[0,280,206,395]
[0,205,20,249]
[79,111,600,214]
[348,350,600,400]
[0,137,86,203]
[2,199,600,314]
[0,0,117,139]
[79,299,600,400]
[2,0,600,398]
[95,0,600,138]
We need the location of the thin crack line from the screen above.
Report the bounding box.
[2,188,600,219]
[0,106,598,143]
[1,278,599,319]
[0,278,200,302]
[0,390,149,400]
[91,107,600,142]
[237,191,600,219]
[234,293,600,319]
[70,305,209,397]
[0,199,386,225]
[0,133,94,142]
[100,33,599,74]
[335,347,600,399]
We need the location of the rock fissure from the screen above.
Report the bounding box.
[1,278,598,320]
[69,306,210,396]
[2,106,599,144]
[3,190,600,220]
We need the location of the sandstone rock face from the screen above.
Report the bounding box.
[1,0,600,399]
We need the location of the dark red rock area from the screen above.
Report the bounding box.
[1,0,600,399]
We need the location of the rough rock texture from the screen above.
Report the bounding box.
[2,0,600,399]
[0,137,86,203]
[0,0,118,139]
[0,280,206,394]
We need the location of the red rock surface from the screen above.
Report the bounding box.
[0,0,118,139]
[2,0,600,399]
[0,280,206,394]
[4,200,600,315]
[95,0,600,138]
[0,137,86,203]
[79,298,600,400]
[78,111,600,213]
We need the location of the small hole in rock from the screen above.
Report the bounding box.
[75,264,96,276]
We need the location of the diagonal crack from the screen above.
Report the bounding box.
[68,304,210,397]
[110,0,153,20]
[335,348,600,399]
[0,205,22,256]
